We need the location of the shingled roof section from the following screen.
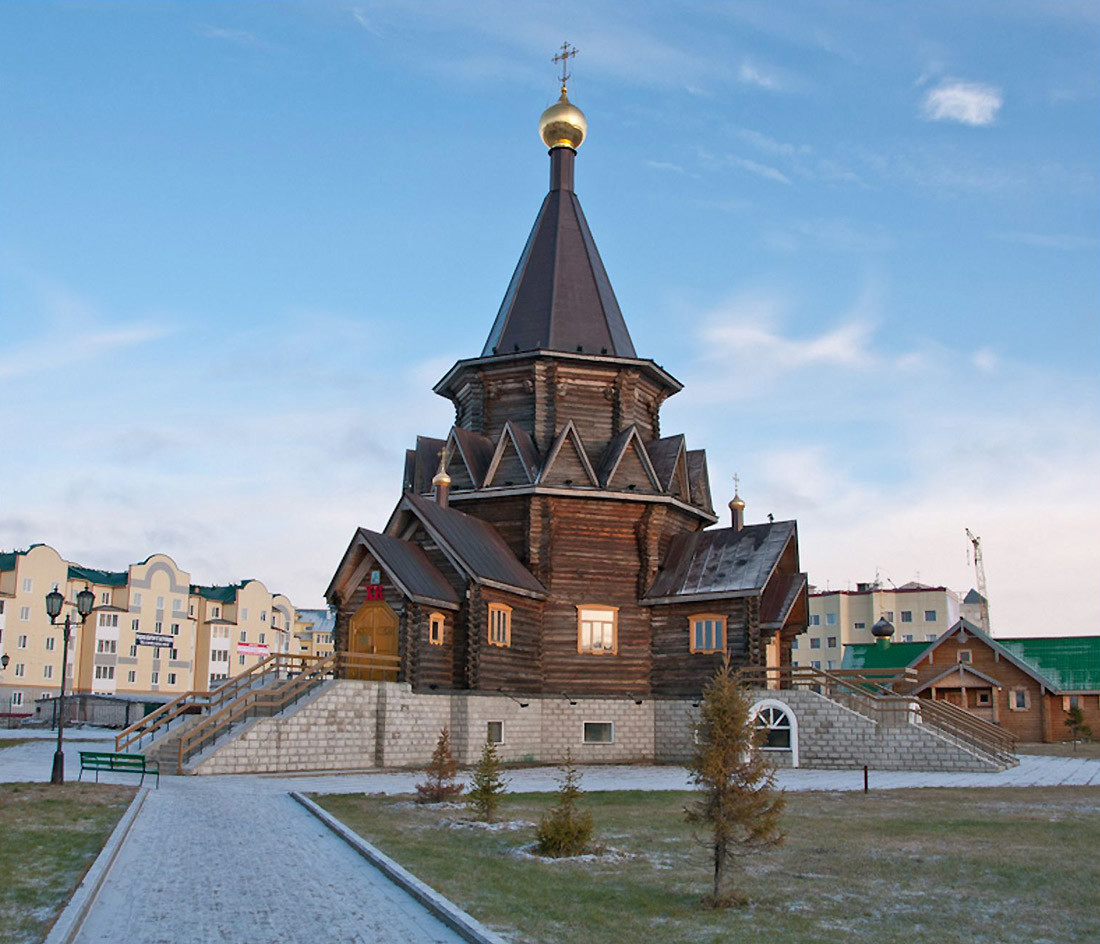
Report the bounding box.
[355,529,461,610]
[998,636,1100,692]
[642,521,796,604]
[481,155,636,359]
[399,492,547,599]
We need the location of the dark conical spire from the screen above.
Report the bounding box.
[481,94,636,360]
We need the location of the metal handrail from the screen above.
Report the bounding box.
[736,664,1017,765]
[114,653,317,752]
[176,652,400,770]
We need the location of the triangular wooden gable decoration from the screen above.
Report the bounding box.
[600,425,660,493]
[647,435,692,502]
[538,420,598,487]
[484,421,541,487]
[443,427,492,490]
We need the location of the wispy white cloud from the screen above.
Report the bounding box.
[921,80,1003,126]
[728,156,792,185]
[0,324,171,382]
[738,60,782,90]
[196,25,269,49]
[763,218,895,253]
[736,128,812,158]
[350,8,386,38]
[644,160,686,175]
[991,230,1098,250]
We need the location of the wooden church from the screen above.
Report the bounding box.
[326,76,808,698]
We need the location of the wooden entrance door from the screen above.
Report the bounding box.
[348,601,399,680]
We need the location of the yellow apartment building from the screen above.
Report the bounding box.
[792,580,964,671]
[293,607,335,658]
[0,543,307,721]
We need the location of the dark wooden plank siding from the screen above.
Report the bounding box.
[466,588,543,692]
[650,598,751,695]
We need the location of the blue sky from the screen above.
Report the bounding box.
[2,2,1097,635]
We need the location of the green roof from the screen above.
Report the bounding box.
[0,551,17,573]
[190,583,242,603]
[68,564,128,587]
[842,640,933,671]
[999,636,1100,691]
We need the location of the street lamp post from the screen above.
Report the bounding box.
[0,653,9,728]
[45,585,95,785]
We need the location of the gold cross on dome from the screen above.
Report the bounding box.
[552,42,578,88]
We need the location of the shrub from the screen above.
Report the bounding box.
[466,737,510,822]
[415,726,464,804]
[535,749,593,856]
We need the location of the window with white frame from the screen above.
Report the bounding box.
[170,623,179,636]
[902,634,914,643]
[487,721,504,744]
[583,721,614,743]
[578,606,617,653]
[900,611,913,623]
[45,637,55,651]
[169,648,178,660]
[212,606,220,618]
[189,603,195,617]
[173,598,183,612]
[131,618,140,631]
[689,614,725,654]
[826,636,837,648]
[94,665,115,680]
[127,670,136,683]
[151,671,159,684]
[99,613,119,628]
[809,614,821,626]
[810,638,821,649]
[96,639,117,654]
[488,603,511,647]
[211,649,229,662]
[241,607,249,620]
[925,633,938,642]
[156,596,164,609]
[14,663,25,677]
[168,672,177,685]
[239,631,247,643]
[154,621,163,633]
[100,591,110,605]
[11,692,23,707]
[129,645,138,658]
[754,704,793,749]
[259,633,265,645]
[825,613,837,626]
[811,660,821,669]
[133,592,142,606]
[238,655,245,665]
[924,610,937,622]
[854,621,866,630]
[19,606,30,622]
[261,611,267,622]
[21,578,33,593]
[17,635,27,649]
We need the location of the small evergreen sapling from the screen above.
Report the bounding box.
[415,726,464,804]
[1065,706,1092,749]
[686,656,785,907]
[535,749,593,857]
[466,737,510,822]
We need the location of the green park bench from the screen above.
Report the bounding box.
[78,751,159,788]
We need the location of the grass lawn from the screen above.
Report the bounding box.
[0,783,135,944]
[316,786,1100,944]
[1018,741,1100,759]
[0,739,36,751]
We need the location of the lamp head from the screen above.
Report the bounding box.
[1,653,9,670]
[76,585,95,619]
[45,588,64,621]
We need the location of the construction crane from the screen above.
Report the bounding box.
[965,528,991,635]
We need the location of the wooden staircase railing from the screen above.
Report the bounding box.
[114,653,322,753]
[176,651,400,771]
[736,665,1017,767]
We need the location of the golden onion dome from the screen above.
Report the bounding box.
[729,494,746,510]
[432,468,452,488]
[539,88,587,150]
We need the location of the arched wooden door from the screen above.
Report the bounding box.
[348,601,399,680]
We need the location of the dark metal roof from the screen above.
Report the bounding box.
[356,529,460,609]
[481,146,636,360]
[760,571,807,628]
[963,588,986,604]
[686,450,713,514]
[595,425,658,489]
[644,521,797,603]
[400,492,547,598]
[410,436,445,493]
[449,427,496,488]
[68,564,128,587]
[646,435,686,492]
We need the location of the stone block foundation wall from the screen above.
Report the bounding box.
[191,681,1005,775]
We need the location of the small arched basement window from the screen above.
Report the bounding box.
[751,698,799,767]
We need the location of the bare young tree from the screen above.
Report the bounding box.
[686,656,785,907]
[415,726,464,804]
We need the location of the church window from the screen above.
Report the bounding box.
[1010,688,1029,711]
[487,721,503,744]
[583,722,614,744]
[958,650,972,664]
[429,612,445,646]
[577,606,617,654]
[689,614,725,654]
[754,704,793,750]
[488,604,511,647]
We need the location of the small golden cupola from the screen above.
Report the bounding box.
[729,475,746,530]
[538,43,587,150]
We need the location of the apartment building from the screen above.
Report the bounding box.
[294,608,335,659]
[792,581,964,671]
[0,543,305,719]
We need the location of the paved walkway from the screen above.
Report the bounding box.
[3,733,1098,944]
